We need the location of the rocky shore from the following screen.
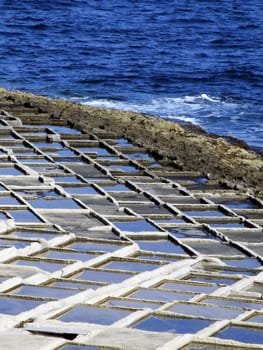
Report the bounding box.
[0,87,262,198]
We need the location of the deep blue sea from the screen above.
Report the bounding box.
[0,0,262,150]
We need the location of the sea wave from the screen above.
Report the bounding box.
[71,93,239,124]
[70,94,262,149]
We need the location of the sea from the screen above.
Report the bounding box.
[0,0,262,150]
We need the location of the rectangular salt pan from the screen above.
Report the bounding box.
[128,288,194,302]
[113,220,160,232]
[73,269,134,283]
[0,295,46,315]
[58,305,131,325]
[136,239,188,255]
[11,284,79,299]
[215,325,263,345]
[8,210,43,223]
[168,302,242,319]
[133,315,212,334]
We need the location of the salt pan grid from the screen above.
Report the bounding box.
[0,101,262,349]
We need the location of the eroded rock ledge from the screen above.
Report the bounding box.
[0,88,262,197]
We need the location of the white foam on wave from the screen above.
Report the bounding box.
[199,94,221,102]
[71,96,201,125]
[71,93,239,125]
[163,115,200,124]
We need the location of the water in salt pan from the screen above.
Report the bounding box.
[133,315,212,333]
[58,305,131,325]
[216,326,263,345]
